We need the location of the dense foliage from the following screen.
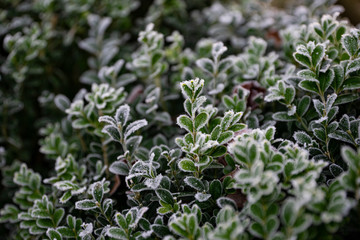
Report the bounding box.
[1,0,360,239]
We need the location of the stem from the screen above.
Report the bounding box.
[155,76,168,112]
[1,106,8,141]
[101,137,110,177]
[99,203,112,225]
[295,112,310,133]
[76,130,87,152]
[212,56,219,105]
[98,109,110,177]
[314,82,335,161]
[324,126,334,162]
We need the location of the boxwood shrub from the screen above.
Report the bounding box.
[1,0,360,239]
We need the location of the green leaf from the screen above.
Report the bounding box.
[75,200,97,210]
[124,119,148,139]
[57,227,74,237]
[311,44,325,68]
[31,210,50,219]
[53,208,65,226]
[341,146,359,170]
[265,126,276,141]
[92,182,103,203]
[293,131,312,145]
[224,154,235,170]
[342,76,360,90]
[177,115,193,133]
[0,204,19,223]
[36,218,53,228]
[313,99,324,116]
[184,176,205,191]
[299,79,319,94]
[115,104,130,126]
[107,227,127,239]
[218,131,234,144]
[110,161,129,176]
[151,51,163,65]
[331,65,344,92]
[60,191,72,204]
[250,203,265,222]
[294,52,311,68]
[157,206,172,215]
[178,159,196,172]
[195,192,212,202]
[266,217,279,235]
[329,164,343,177]
[222,95,234,109]
[281,200,297,226]
[194,112,209,130]
[184,99,192,116]
[284,86,295,104]
[115,212,127,229]
[72,118,91,129]
[209,180,222,199]
[181,83,193,99]
[249,222,265,238]
[221,111,234,130]
[228,123,246,132]
[298,69,317,80]
[66,215,75,228]
[346,58,360,75]
[272,112,296,122]
[216,197,237,209]
[102,125,120,142]
[218,58,233,73]
[336,26,346,41]
[313,128,326,142]
[340,114,350,130]
[248,143,258,165]
[54,94,70,112]
[297,96,311,117]
[329,130,354,145]
[211,125,222,140]
[334,93,359,105]
[319,69,334,93]
[342,34,358,57]
[156,189,174,205]
[170,222,188,238]
[30,225,46,235]
[152,224,170,238]
[46,228,62,240]
[187,214,198,236]
[196,156,212,169]
[211,145,227,157]
[196,58,214,74]
[126,135,143,154]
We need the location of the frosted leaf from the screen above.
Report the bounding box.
[54,94,70,112]
[129,207,149,229]
[98,115,116,126]
[293,131,312,146]
[124,119,148,139]
[287,105,297,116]
[195,192,212,202]
[144,174,163,189]
[79,223,93,237]
[208,83,224,95]
[71,186,86,195]
[115,104,130,126]
[315,116,328,124]
[212,42,227,59]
